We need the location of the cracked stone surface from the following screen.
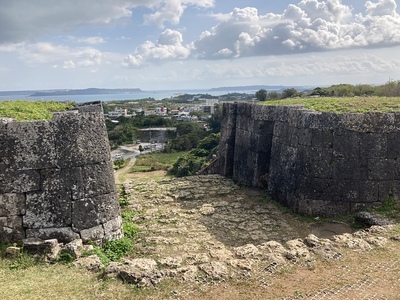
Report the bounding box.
[119,175,355,284]
[102,174,400,299]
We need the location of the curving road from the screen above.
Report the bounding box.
[111,143,163,184]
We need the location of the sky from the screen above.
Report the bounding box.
[0,0,400,91]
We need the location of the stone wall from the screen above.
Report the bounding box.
[218,103,400,217]
[0,102,122,244]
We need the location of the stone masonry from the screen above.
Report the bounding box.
[0,102,122,243]
[218,103,400,217]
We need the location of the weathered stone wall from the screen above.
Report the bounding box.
[219,103,400,217]
[0,102,122,243]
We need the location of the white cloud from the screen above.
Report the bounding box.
[264,53,400,77]
[124,29,190,67]
[192,0,400,59]
[0,0,215,44]
[12,42,106,69]
[365,0,397,16]
[70,36,106,45]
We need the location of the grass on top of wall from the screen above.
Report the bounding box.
[261,97,400,114]
[0,100,75,121]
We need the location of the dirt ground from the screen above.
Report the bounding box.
[119,173,400,300]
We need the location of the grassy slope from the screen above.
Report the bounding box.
[130,151,188,172]
[262,97,400,113]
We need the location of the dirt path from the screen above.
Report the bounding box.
[114,157,136,185]
[119,175,400,299]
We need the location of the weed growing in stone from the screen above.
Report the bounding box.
[82,246,111,265]
[103,238,133,262]
[121,211,141,239]
[373,197,400,222]
[57,252,75,264]
[117,186,130,208]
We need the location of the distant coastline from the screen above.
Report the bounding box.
[0,85,316,103]
[30,88,143,97]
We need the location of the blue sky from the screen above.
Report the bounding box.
[0,0,399,91]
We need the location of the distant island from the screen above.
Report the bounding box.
[30,88,143,97]
[209,85,314,92]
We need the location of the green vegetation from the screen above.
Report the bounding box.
[121,211,141,239]
[164,121,208,152]
[169,133,219,177]
[113,158,129,170]
[372,197,400,222]
[0,100,74,121]
[261,97,400,113]
[130,151,187,173]
[254,80,400,101]
[117,185,130,208]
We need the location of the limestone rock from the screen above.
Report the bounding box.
[5,246,21,258]
[285,239,314,262]
[158,256,183,268]
[63,239,84,258]
[199,261,229,280]
[258,240,286,254]
[118,258,163,286]
[26,227,80,243]
[332,233,373,251]
[228,259,253,271]
[304,234,333,248]
[355,212,394,226]
[233,244,261,259]
[73,255,104,272]
[23,238,60,262]
[176,266,198,282]
[365,236,388,247]
[200,204,215,215]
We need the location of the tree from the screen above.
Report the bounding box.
[255,89,267,101]
[267,91,281,100]
[282,88,298,99]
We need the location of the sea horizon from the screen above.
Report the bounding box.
[0,88,259,103]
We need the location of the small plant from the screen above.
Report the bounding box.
[118,185,130,208]
[121,211,141,238]
[372,196,400,222]
[82,245,111,266]
[9,252,39,270]
[103,238,133,262]
[57,251,75,264]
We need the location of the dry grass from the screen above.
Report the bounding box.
[2,241,400,300]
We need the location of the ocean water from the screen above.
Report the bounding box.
[0,89,255,103]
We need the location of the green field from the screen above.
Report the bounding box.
[262,97,400,113]
[0,100,74,121]
[130,151,188,172]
